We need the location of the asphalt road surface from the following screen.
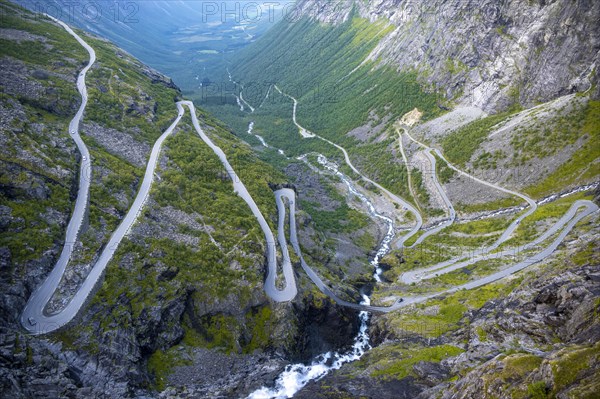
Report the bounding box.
[22,18,598,334]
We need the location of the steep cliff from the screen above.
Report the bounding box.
[294,207,600,398]
[293,0,600,111]
[2,0,599,397]
[0,2,367,398]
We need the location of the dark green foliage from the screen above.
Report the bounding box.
[527,381,549,399]
[511,102,588,165]
[525,100,600,197]
[435,153,457,184]
[300,199,369,233]
[441,111,514,168]
[200,14,442,210]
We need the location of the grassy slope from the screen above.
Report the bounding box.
[524,99,600,197]
[201,14,443,210]
[0,1,87,266]
[440,98,599,199]
[0,1,304,389]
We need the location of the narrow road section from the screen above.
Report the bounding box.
[182,101,297,302]
[395,127,422,212]
[22,21,297,335]
[273,87,423,247]
[21,15,97,334]
[400,127,540,284]
[280,186,597,312]
[24,19,597,334]
[408,148,457,247]
[395,125,457,247]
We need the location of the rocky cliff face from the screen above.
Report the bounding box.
[3,0,598,397]
[0,2,367,398]
[294,215,600,398]
[294,0,600,111]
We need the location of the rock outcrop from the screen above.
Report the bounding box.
[294,0,600,111]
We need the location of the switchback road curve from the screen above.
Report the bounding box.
[22,18,598,334]
[21,21,296,334]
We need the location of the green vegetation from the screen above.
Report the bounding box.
[435,153,457,184]
[355,231,376,251]
[92,122,286,314]
[0,2,86,266]
[180,306,280,356]
[385,192,587,288]
[82,36,181,138]
[290,167,374,241]
[525,100,600,197]
[571,241,596,267]
[527,381,549,399]
[410,168,430,208]
[402,230,424,247]
[383,297,463,337]
[551,343,600,392]
[190,313,239,352]
[243,306,276,354]
[470,354,546,399]
[0,3,87,65]
[0,0,189,273]
[351,135,415,206]
[441,111,515,168]
[300,200,369,233]
[427,258,506,287]
[229,16,423,135]
[510,99,594,165]
[449,215,513,235]
[155,124,285,232]
[202,13,442,208]
[500,193,590,248]
[473,150,505,170]
[87,116,292,383]
[380,214,512,281]
[147,347,191,391]
[445,58,469,76]
[370,344,464,379]
[500,354,543,380]
[0,180,71,264]
[476,326,488,341]
[377,279,522,338]
[454,196,524,214]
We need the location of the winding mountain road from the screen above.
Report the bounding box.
[21,15,98,334]
[408,200,595,283]
[273,87,424,247]
[409,149,457,247]
[395,126,457,247]
[396,127,422,212]
[399,127,541,283]
[21,22,296,335]
[22,91,184,334]
[277,189,597,313]
[275,86,316,138]
[22,18,598,334]
[183,100,297,302]
[272,87,597,312]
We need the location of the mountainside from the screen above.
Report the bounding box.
[2,0,600,398]
[206,0,600,397]
[294,0,600,111]
[211,0,598,222]
[13,0,295,99]
[0,2,376,397]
